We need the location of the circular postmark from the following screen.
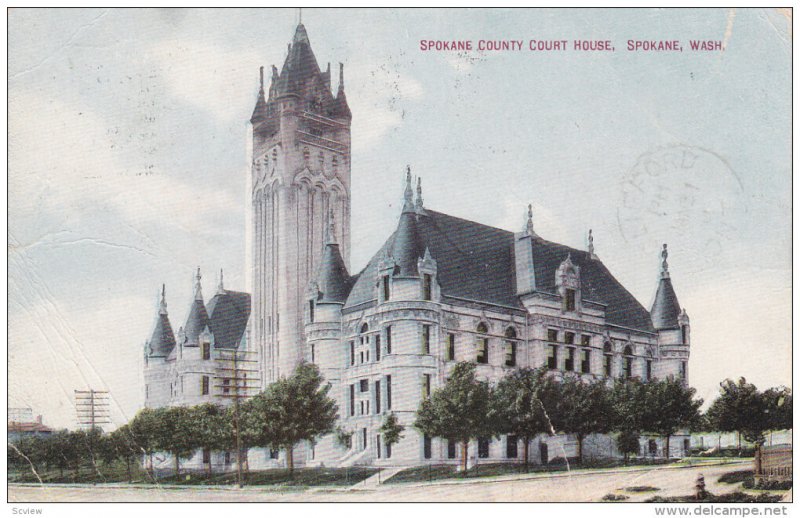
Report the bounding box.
[616,144,746,268]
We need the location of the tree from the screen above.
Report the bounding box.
[378,412,405,458]
[643,377,702,459]
[105,425,140,482]
[130,407,165,478]
[45,429,78,479]
[154,406,196,477]
[493,367,555,471]
[616,429,640,465]
[249,362,338,473]
[415,362,495,472]
[191,403,231,477]
[553,375,613,464]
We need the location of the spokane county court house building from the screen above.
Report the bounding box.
[143,23,692,471]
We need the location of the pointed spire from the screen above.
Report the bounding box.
[588,229,597,259]
[403,166,414,212]
[338,62,345,92]
[651,243,682,330]
[661,243,670,278]
[194,267,203,301]
[525,204,535,236]
[217,269,225,294]
[158,284,168,315]
[250,67,268,123]
[415,177,424,211]
[326,208,337,245]
[259,66,264,90]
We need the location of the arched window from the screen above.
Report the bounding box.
[476,323,489,364]
[360,323,369,344]
[623,345,633,379]
[504,327,517,367]
[603,341,613,377]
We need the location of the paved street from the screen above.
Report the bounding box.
[9,461,768,503]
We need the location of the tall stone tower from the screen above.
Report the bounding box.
[249,23,352,384]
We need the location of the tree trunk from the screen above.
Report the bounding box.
[126,458,132,483]
[737,432,741,455]
[286,445,294,475]
[206,453,212,478]
[461,440,469,474]
[174,453,180,478]
[665,435,671,460]
[754,444,763,475]
[577,434,584,464]
[523,438,530,473]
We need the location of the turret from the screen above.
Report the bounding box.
[650,244,690,382]
[145,284,176,358]
[181,267,210,346]
[650,244,682,330]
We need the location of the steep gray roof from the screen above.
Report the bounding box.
[650,276,682,330]
[207,290,251,349]
[182,299,209,345]
[315,242,352,303]
[344,209,657,333]
[148,314,176,357]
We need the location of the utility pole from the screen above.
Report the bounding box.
[215,349,260,488]
[75,389,110,431]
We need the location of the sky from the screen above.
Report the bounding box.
[8,8,792,429]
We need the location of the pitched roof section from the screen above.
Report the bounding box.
[148,313,176,357]
[344,208,657,333]
[207,290,251,349]
[391,205,426,277]
[315,242,352,303]
[650,276,682,330]
[182,299,210,345]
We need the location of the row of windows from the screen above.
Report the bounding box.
[349,375,391,416]
[423,436,518,460]
[379,273,434,303]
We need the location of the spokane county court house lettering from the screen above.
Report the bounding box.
[142,22,693,472]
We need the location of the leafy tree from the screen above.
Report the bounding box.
[615,429,640,464]
[191,403,231,477]
[553,375,613,464]
[154,406,196,477]
[45,429,78,478]
[493,367,555,471]
[415,362,495,472]
[106,425,140,482]
[249,362,338,473]
[334,426,354,450]
[643,377,702,459]
[379,412,405,457]
[130,407,165,477]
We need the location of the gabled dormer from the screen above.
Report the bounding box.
[556,253,581,313]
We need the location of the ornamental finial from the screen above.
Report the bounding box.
[194,267,203,301]
[218,269,224,293]
[588,229,596,258]
[404,166,413,205]
[661,243,670,278]
[158,284,167,315]
[525,204,535,235]
[415,177,424,210]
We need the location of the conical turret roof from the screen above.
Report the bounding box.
[148,285,176,357]
[650,244,682,330]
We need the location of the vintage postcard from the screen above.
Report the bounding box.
[7,7,793,509]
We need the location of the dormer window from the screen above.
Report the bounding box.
[382,275,390,301]
[623,345,633,379]
[309,300,315,323]
[422,274,432,301]
[202,342,211,360]
[476,322,489,364]
[565,289,576,311]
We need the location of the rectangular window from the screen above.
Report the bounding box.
[362,428,367,451]
[604,354,612,377]
[386,326,392,354]
[201,375,209,395]
[423,274,432,300]
[270,449,279,460]
[360,401,364,415]
[547,329,558,342]
[581,349,591,374]
[224,451,231,464]
[422,374,431,399]
[202,342,211,360]
[223,378,230,395]
[446,333,455,361]
[350,341,355,366]
[447,439,457,459]
[422,325,431,354]
[565,332,575,345]
[349,384,355,416]
[506,435,518,458]
[565,289,576,311]
[680,361,687,380]
[477,337,489,364]
[382,275,390,301]
[681,325,688,344]
[308,300,315,323]
[624,357,633,379]
[310,344,315,364]
[547,345,557,370]
[565,347,575,372]
[646,360,652,381]
[478,438,490,458]
[376,435,381,459]
[386,443,392,458]
[375,380,381,414]
[581,334,591,346]
[375,335,381,362]
[386,375,392,410]
[360,379,369,392]
[424,435,432,459]
[360,351,364,364]
[505,341,517,367]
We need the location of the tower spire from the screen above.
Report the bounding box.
[159,284,167,315]
[338,62,345,92]
[259,66,264,90]
[415,177,424,211]
[403,166,414,211]
[218,269,225,293]
[525,204,535,236]
[661,243,670,278]
[193,267,203,301]
[326,208,337,245]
